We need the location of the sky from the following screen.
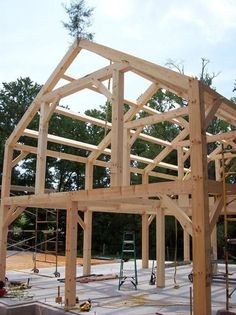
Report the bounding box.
[0,0,236,112]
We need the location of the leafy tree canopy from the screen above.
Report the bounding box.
[62,0,94,40]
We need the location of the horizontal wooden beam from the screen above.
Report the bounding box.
[41,62,128,103]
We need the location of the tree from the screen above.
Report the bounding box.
[62,0,94,40]
[0,77,41,183]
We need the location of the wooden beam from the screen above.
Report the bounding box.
[3,180,193,208]
[188,79,211,315]
[204,98,222,128]
[35,103,49,194]
[156,207,165,287]
[142,213,149,268]
[209,197,224,233]
[79,39,190,92]
[55,106,112,129]
[4,206,25,227]
[12,151,28,168]
[110,69,124,186]
[65,202,78,309]
[125,107,188,129]
[83,210,92,275]
[7,40,81,146]
[144,128,189,173]
[160,194,192,236]
[41,62,128,103]
[183,231,190,262]
[85,163,93,190]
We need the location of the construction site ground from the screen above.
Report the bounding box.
[6,251,112,271]
[1,253,236,315]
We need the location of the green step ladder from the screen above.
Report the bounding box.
[118,231,138,290]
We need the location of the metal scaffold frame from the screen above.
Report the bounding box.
[32,208,60,277]
[221,145,236,310]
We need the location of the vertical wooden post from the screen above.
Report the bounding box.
[0,145,14,280]
[35,103,49,194]
[122,127,130,186]
[142,213,149,268]
[156,208,165,287]
[111,69,124,187]
[83,163,93,275]
[178,146,190,262]
[183,231,190,262]
[85,162,93,190]
[65,202,78,309]
[189,79,211,315]
[211,158,221,260]
[83,209,92,275]
[211,226,217,261]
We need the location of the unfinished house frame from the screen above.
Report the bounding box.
[1,39,236,315]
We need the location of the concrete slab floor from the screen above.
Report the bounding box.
[0,260,236,314]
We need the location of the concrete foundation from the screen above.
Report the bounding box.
[0,302,66,315]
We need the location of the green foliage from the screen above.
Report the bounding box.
[0,77,41,182]
[62,0,94,40]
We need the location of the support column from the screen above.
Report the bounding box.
[111,69,124,187]
[178,146,191,262]
[189,79,211,315]
[156,208,165,287]
[85,162,93,190]
[35,103,49,194]
[65,202,78,309]
[122,127,130,186]
[83,209,92,275]
[0,145,14,280]
[183,231,190,262]
[142,213,149,268]
[211,226,217,261]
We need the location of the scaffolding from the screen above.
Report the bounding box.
[32,208,60,277]
[221,146,236,310]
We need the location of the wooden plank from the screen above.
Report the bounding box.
[188,79,211,315]
[110,69,124,186]
[65,201,78,309]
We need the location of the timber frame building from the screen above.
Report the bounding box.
[1,39,236,314]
